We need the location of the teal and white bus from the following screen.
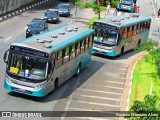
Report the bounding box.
[92,14,151,57]
[117,0,134,12]
[3,24,94,97]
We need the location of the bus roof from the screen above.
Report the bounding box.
[12,24,95,54]
[95,14,151,28]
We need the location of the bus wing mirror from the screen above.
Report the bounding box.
[3,50,9,63]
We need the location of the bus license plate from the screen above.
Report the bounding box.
[18,88,25,92]
[98,50,102,52]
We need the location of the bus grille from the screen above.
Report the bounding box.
[11,80,35,88]
[11,87,33,95]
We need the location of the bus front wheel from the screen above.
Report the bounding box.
[118,47,124,57]
[54,78,58,90]
[75,64,81,77]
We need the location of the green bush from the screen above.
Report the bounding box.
[105,0,110,5]
[111,1,119,8]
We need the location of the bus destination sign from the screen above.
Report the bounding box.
[10,46,48,58]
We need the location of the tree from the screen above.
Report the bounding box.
[83,2,106,19]
[128,95,159,120]
[134,38,159,63]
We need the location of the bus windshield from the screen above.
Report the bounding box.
[94,29,118,45]
[121,0,133,4]
[7,52,48,80]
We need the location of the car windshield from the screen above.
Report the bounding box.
[7,52,48,80]
[46,10,57,16]
[30,20,45,28]
[58,4,68,10]
[94,28,118,45]
[121,0,132,4]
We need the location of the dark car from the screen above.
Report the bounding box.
[57,3,71,17]
[43,9,59,23]
[26,18,48,38]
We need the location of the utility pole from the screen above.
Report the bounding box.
[74,1,78,22]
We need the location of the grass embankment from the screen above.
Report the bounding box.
[130,53,160,108]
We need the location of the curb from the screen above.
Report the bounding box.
[125,51,149,111]
[0,0,49,22]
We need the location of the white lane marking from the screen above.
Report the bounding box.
[5,37,12,41]
[78,88,122,95]
[105,80,124,84]
[86,84,123,89]
[119,68,128,70]
[73,100,120,108]
[74,94,120,101]
[61,78,81,120]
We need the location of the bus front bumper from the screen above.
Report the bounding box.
[92,47,116,57]
[4,79,45,97]
[117,6,132,12]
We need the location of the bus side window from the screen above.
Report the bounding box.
[85,37,89,50]
[137,24,141,34]
[127,26,132,37]
[142,22,146,32]
[141,23,144,32]
[76,41,81,56]
[89,35,93,48]
[147,21,150,29]
[69,44,75,60]
[56,50,63,68]
[122,28,127,38]
[133,25,137,36]
[63,47,69,64]
[81,39,85,53]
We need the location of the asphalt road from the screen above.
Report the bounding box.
[0,0,159,120]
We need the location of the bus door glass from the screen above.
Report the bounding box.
[63,47,70,76]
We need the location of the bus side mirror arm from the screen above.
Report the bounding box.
[3,50,9,63]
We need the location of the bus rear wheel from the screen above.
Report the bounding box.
[75,64,81,77]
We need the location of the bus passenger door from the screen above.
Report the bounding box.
[62,47,71,81]
[46,55,55,93]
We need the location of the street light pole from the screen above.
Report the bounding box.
[74,2,77,22]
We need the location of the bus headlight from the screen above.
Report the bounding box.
[34,83,46,90]
[5,74,12,84]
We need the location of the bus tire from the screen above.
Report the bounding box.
[137,40,141,48]
[75,64,81,77]
[118,47,124,57]
[54,78,58,90]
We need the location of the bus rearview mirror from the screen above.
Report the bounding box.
[3,50,9,63]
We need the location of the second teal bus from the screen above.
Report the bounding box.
[92,14,151,57]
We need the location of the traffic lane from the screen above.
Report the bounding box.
[138,0,153,17]
[52,59,127,120]
[54,58,127,115]
[0,0,76,43]
[92,49,142,65]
